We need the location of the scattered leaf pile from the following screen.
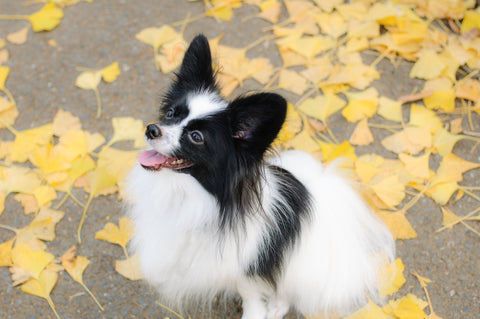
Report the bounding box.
[1,0,480,318]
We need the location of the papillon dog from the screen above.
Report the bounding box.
[126,34,395,319]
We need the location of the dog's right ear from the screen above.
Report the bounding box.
[177,34,216,91]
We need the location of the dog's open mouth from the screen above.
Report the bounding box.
[138,149,193,171]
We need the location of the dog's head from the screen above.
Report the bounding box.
[138,34,287,195]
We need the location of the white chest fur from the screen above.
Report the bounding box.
[126,166,264,302]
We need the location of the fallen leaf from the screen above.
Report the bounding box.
[378,96,403,122]
[95,217,134,249]
[432,128,464,156]
[369,175,405,208]
[52,109,82,136]
[108,117,146,148]
[379,211,417,240]
[0,239,14,267]
[75,71,101,90]
[28,2,64,32]
[101,62,121,83]
[135,25,179,51]
[297,93,346,123]
[11,243,54,281]
[378,258,407,298]
[350,118,374,146]
[61,246,104,310]
[399,152,431,180]
[115,254,143,280]
[381,126,432,155]
[7,27,29,45]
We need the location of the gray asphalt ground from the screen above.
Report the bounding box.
[0,1,479,318]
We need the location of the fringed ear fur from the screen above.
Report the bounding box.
[228,93,287,158]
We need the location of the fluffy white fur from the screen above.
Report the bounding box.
[127,150,395,318]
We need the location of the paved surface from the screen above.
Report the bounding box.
[0,1,479,318]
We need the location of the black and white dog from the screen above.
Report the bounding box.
[127,34,394,319]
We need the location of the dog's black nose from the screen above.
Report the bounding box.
[146,124,162,139]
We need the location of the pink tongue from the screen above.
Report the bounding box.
[138,150,170,166]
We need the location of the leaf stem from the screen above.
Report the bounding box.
[122,245,129,259]
[413,272,437,318]
[93,88,102,118]
[80,281,104,311]
[0,15,29,20]
[437,206,480,232]
[462,188,480,202]
[155,302,184,319]
[77,194,93,243]
[46,295,62,319]
[0,223,18,233]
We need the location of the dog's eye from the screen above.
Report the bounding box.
[165,109,174,119]
[189,131,204,144]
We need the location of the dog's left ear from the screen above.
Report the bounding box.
[229,93,287,158]
[177,34,216,91]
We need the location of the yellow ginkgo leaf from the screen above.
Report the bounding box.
[97,147,139,186]
[115,253,143,281]
[0,239,14,267]
[28,2,64,32]
[33,184,57,207]
[0,65,9,89]
[343,299,395,319]
[108,117,146,148]
[350,118,374,146]
[378,258,407,298]
[95,217,134,250]
[101,62,121,83]
[423,89,456,113]
[377,96,403,123]
[461,11,480,33]
[274,102,303,146]
[342,88,379,122]
[392,297,427,319]
[7,26,29,45]
[434,153,480,184]
[355,154,384,184]
[426,181,458,206]
[381,126,432,155]
[284,129,321,154]
[52,109,82,136]
[135,25,178,51]
[15,207,64,247]
[369,175,405,208]
[319,140,357,163]
[75,71,101,90]
[156,41,186,73]
[205,0,242,21]
[297,93,346,123]
[399,152,431,180]
[409,50,446,80]
[77,166,118,243]
[11,243,54,280]
[21,269,60,319]
[0,165,43,196]
[409,103,443,133]
[61,246,104,311]
[432,128,464,156]
[278,69,309,95]
[256,0,281,23]
[379,211,417,240]
[10,124,54,163]
[440,207,462,229]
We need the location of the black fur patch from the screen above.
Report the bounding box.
[247,166,312,287]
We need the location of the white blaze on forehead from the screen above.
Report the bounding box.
[185,91,227,121]
[148,91,227,155]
